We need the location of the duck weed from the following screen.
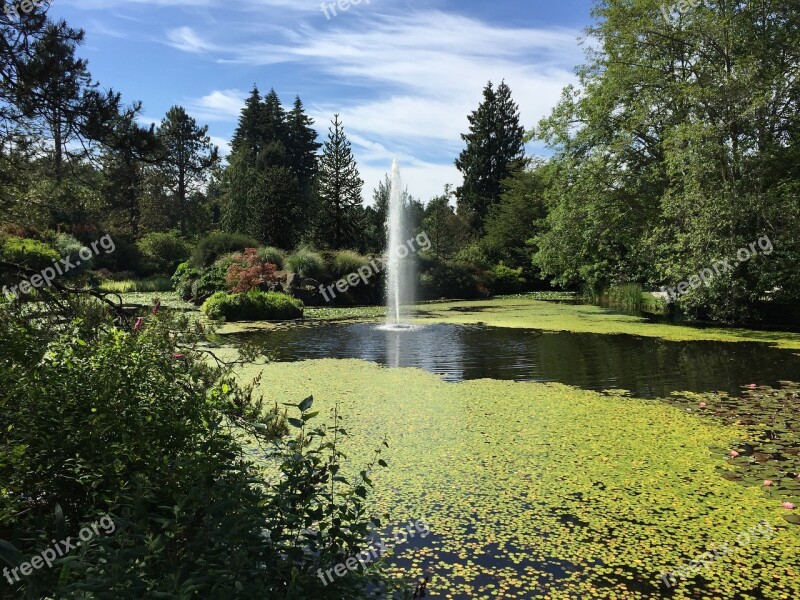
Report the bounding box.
[248,358,800,599]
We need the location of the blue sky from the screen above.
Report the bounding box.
[52,0,596,202]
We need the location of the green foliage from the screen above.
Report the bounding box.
[192,232,259,267]
[258,246,286,270]
[52,233,93,276]
[315,115,364,249]
[202,291,304,321]
[0,304,393,598]
[421,188,470,262]
[491,263,527,295]
[286,248,328,280]
[0,235,60,271]
[328,249,369,280]
[136,231,192,274]
[591,283,646,314]
[456,81,525,230]
[171,261,200,301]
[420,260,488,300]
[531,0,800,322]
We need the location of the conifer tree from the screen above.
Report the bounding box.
[316,114,364,249]
[455,80,525,230]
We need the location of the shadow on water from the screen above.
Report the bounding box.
[224,322,800,398]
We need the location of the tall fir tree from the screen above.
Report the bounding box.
[455,80,525,231]
[316,114,364,249]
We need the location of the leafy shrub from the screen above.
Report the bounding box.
[0,236,60,271]
[171,261,200,301]
[202,291,304,321]
[329,250,370,280]
[420,260,486,299]
[286,248,327,280]
[52,233,93,277]
[192,264,228,303]
[226,248,279,293]
[257,246,286,270]
[0,302,393,598]
[136,231,192,275]
[192,232,259,267]
[491,263,527,295]
[91,233,147,276]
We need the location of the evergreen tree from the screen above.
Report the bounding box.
[157,106,219,236]
[316,114,364,249]
[231,85,266,158]
[286,96,321,193]
[455,80,525,230]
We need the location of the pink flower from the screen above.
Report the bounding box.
[782,502,795,510]
[764,480,773,487]
[729,450,740,458]
[171,353,185,360]
[747,384,758,389]
[699,402,708,408]
[134,317,144,332]
[153,300,161,315]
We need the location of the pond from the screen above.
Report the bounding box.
[227,322,800,397]
[228,313,800,599]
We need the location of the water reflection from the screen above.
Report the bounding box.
[225,323,800,398]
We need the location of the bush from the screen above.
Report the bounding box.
[51,233,93,277]
[286,248,327,280]
[137,231,192,275]
[420,260,487,299]
[171,261,200,301]
[492,263,527,295]
[192,232,259,267]
[0,236,60,272]
[202,291,304,321]
[329,250,370,280]
[0,302,392,598]
[91,233,147,276]
[226,248,279,293]
[257,246,286,270]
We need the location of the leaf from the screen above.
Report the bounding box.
[298,395,314,412]
[0,540,24,567]
[287,418,304,428]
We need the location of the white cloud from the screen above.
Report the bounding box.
[165,26,218,53]
[187,89,247,121]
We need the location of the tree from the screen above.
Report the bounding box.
[100,111,160,236]
[455,80,525,231]
[533,0,800,321]
[421,186,467,261]
[315,114,364,249]
[482,164,546,271]
[157,106,219,236]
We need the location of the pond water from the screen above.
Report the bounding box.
[226,322,800,397]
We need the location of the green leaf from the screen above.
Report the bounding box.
[287,418,304,428]
[298,395,314,412]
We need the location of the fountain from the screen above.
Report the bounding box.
[384,159,415,330]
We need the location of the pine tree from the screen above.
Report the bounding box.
[157,106,219,235]
[286,96,321,192]
[455,80,525,230]
[316,114,364,249]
